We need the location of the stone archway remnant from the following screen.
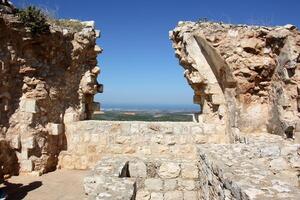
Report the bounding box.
[170,21,300,141]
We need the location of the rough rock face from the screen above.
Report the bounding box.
[170,21,300,140]
[0,4,102,176]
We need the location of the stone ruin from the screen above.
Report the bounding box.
[1,1,300,200]
[0,1,103,176]
[170,21,300,141]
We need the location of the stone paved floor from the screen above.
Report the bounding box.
[0,169,88,200]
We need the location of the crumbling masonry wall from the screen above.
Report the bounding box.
[58,120,227,170]
[170,22,300,140]
[0,4,102,176]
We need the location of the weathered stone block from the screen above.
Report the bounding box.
[269,157,290,171]
[22,137,35,149]
[94,45,103,54]
[129,160,147,178]
[158,162,181,179]
[64,112,79,123]
[178,179,196,190]
[164,191,183,200]
[10,134,20,149]
[48,123,63,136]
[17,148,28,160]
[20,99,38,113]
[260,146,280,157]
[144,178,163,191]
[150,192,164,200]
[191,125,203,134]
[181,163,199,179]
[211,94,225,105]
[183,191,198,200]
[20,160,33,172]
[164,179,177,191]
[136,190,150,200]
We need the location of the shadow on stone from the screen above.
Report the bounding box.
[1,180,42,200]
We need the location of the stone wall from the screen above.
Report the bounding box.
[84,134,300,200]
[0,4,102,176]
[84,157,213,200]
[58,120,227,170]
[170,22,300,140]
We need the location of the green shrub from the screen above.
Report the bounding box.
[17,6,50,35]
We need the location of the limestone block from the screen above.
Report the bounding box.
[260,146,280,157]
[128,160,147,178]
[120,123,131,134]
[181,163,199,179]
[61,155,75,170]
[48,123,63,136]
[20,99,38,113]
[91,66,101,75]
[64,112,79,123]
[20,160,33,172]
[158,162,181,179]
[191,125,203,134]
[164,191,183,200]
[281,145,300,156]
[173,125,183,134]
[240,38,262,50]
[131,123,140,134]
[174,145,198,159]
[150,192,164,200]
[203,123,216,134]
[211,94,225,105]
[144,178,163,191]
[178,179,196,190]
[289,157,300,168]
[269,157,290,171]
[227,29,239,38]
[164,135,176,145]
[17,148,28,160]
[94,45,103,54]
[193,134,207,144]
[183,191,198,200]
[22,137,35,149]
[164,179,177,191]
[10,134,20,149]
[136,190,150,200]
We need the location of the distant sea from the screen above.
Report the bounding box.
[102,103,199,113]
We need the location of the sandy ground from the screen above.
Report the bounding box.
[0,169,88,200]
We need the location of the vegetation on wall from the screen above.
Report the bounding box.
[17,6,50,35]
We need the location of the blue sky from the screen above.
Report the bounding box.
[13,0,300,106]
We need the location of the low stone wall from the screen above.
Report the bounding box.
[84,156,220,200]
[84,134,300,200]
[58,120,228,170]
